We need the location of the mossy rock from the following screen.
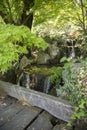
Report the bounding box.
[26,67,51,76]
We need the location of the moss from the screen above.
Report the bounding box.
[26,66,51,76]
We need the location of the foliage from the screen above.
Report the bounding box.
[34,0,59,26]
[34,0,87,33]
[61,57,87,121]
[0,23,48,73]
[1,0,87,125]
[50,66,62,88]
[0,0,24,24]
[32,24,65,43]
[0,0,34,28]
[76,33,87,57]
[1,0,87,32]
[33,0,87,59]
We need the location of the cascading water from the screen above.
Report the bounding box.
[17,69,54,95]
[43,76,51,94]
[31,74,51,94]
[69,41,75,60]
[17,71,30,88]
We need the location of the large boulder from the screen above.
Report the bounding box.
[48,44,60,59]
[19,56,31,70]
[37,52,50,64]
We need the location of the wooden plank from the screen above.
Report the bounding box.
[0,96,18,113]
[27,111,52,130]
[0,80,74,122]
[0,102,23,126]
[0,107,42,130]
[0,87,8,97]
[0,96,17,111]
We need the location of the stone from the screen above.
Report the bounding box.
[48,44,60,59]
[37,52,50,64]
[19,56,30,70]
[0,80,74,122]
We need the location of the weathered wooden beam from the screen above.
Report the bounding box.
[0,80,73,122]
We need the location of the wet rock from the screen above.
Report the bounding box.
[30,74,51,93]
[0,80,74,122]
[62,63,84,80]
[17,71,30,88]
[1,68,16,84]
[48,44,60,59]
[19,56,30,70]
[37,52,50,64]
[56,88,66,99]
[28,67,50,76]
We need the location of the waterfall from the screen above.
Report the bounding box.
[69,41,75,60]
[34,75,51,94]
[44,76,51,94]
[17,71,30,88]
[17,71,51,94]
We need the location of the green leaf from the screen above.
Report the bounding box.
[64,62,73,68]
[60,57,68,62]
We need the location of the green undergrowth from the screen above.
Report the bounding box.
[61,57,87,125]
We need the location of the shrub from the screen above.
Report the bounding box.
[62,58,87,122]
[0,23,48,73]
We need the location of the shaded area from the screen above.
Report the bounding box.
[0,94,71,130]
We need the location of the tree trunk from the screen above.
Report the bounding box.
[20,0,34,29]
[0,0,34,29]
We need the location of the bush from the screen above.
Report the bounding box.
[62,58,87,122]
[0,23,48,73]
[50,66,62,88]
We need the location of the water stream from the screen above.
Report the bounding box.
[17,70,54,95]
